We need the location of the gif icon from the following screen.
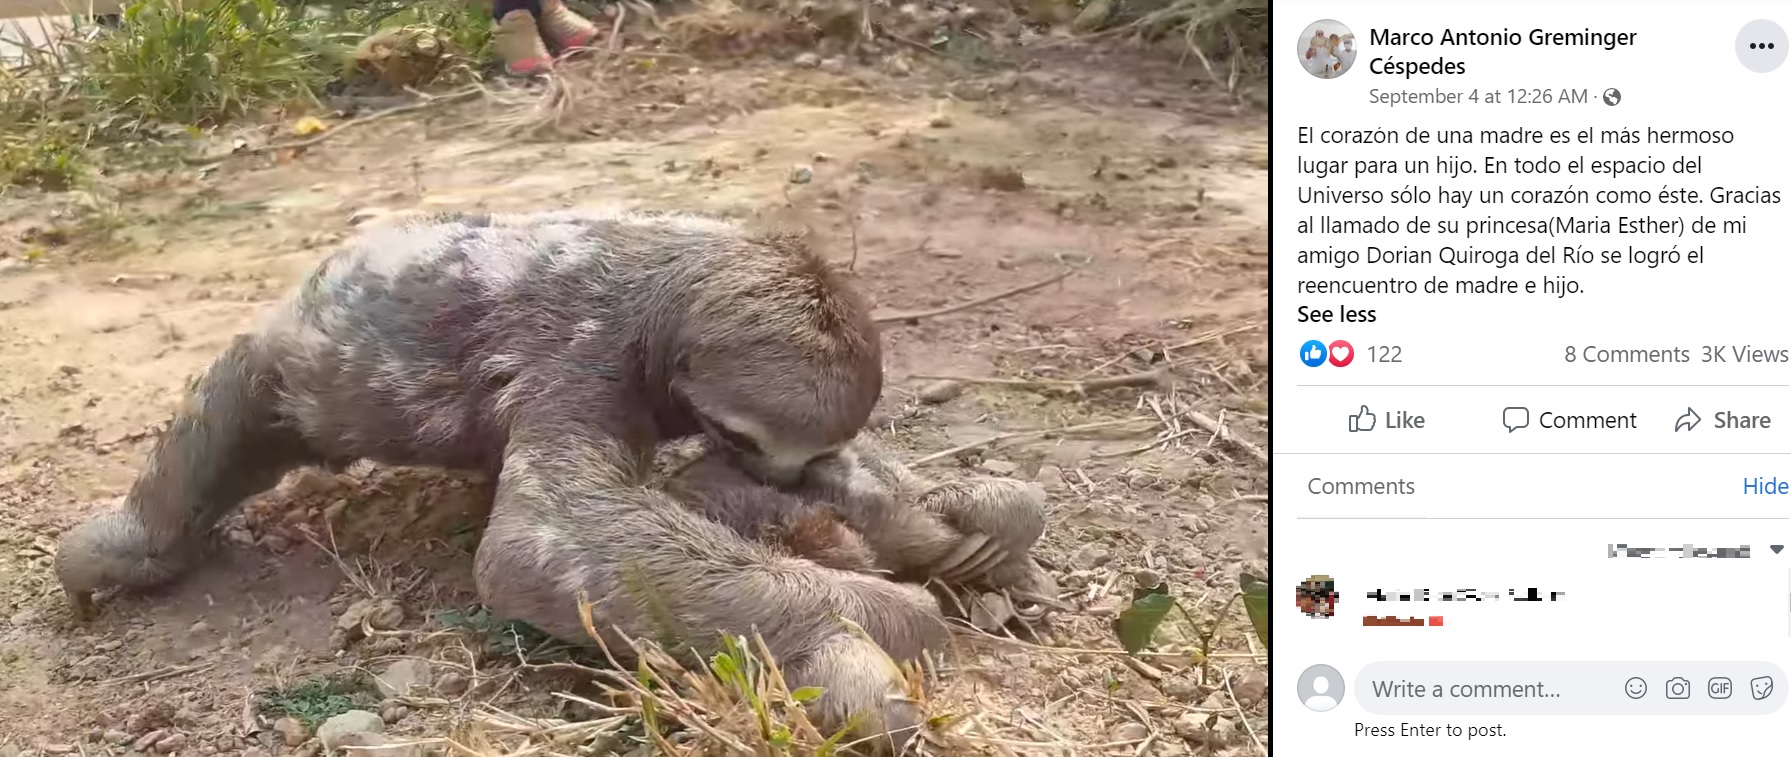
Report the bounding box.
[1709,677,1732,699]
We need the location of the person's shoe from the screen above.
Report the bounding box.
[494,9,554,77]
[539,0,601,54]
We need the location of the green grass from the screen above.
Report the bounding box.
[0,0,493,189]
[257,677,361,729]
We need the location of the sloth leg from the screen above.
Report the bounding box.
[804,434,1050,591]
[56,334,322,618]
[475,415,948,749]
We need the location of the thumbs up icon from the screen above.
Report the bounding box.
[1300,339,1328,367]
[1348,406,1376,432]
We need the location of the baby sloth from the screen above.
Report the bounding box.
[53,208,952,751]
[662,437,1063,620]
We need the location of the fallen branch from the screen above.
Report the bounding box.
[100,662,213,686]
[873,269,1074,324]
[913,417,1154,466]
[909,370,1164,397]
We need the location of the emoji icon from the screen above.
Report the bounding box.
[1327,339,1354,367]
[1624,677,1647,699]
[1751,676,1774,700]
[1301,340,1327,367]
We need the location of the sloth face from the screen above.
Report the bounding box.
[674,341,878,488]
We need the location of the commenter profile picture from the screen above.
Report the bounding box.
[1299,20,1356,79]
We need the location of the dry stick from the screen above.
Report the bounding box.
[100,662,213,686]
[912,417,1154,466]
[872,268,1074,324]
[1225,675,1268,756]
[1189,409,1267,464]
[909,370,1165,396]
[1093,425,1207,459]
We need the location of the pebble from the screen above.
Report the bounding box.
[1172,712,1208,739]
[788,165,814,184]
[980,459,1019,475]
[1160,675,1200,701]
[104,729,132,746]
[917,380,963,404]
[316,710,385,751]
[374,658,433,697]
[153,734,187,753]
[331,732,419,757]
[1072,542,1113,569]
[1232,672,1267,707]
[1110,722,1150,742]
[378,701,411,724]
[435,671,469,695]
[1034,464,1066,489]
[927,113,952,128]
[132,730,167,752]
[793,52,820,68]
[273,717,308,747]
[1134,567,1163,590]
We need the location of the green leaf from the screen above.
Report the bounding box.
[1239,572,1269,651]
[1113,592,1178,654]
[790,686,825,703]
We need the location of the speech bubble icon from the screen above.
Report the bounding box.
[1503,407,1530,433]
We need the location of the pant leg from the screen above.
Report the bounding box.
[490,0,543,21]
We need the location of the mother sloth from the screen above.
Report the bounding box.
[54,209,947,749]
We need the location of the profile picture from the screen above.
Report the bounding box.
[1298,20,1357,79]
[1296,574,1337,618]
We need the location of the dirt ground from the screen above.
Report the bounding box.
[0,23,1267,757]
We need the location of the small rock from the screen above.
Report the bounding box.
[273,717,308,747]
[133,730,167,752]
[347,207,395,227]
[104,729,132,746]
[917,380,963,404]
[1172,712,1208,739]
[331,732,419,757]
[788,165,814,184]
[188,620,211,634]
[1110,722,1150,742]
[1232,672,1267,707]
[1160,676,1200,701]
[316,710,384,751]
[378,701,410,724]
[1072,542,1113,569]
[1134,568,1163,590]
[154,733,188,753]
[435,672,469,695]
[811,151,833,163]
[980,459,1019,475]
[968,592,1014,631]
[927,113,952,128]
[1034,464,1066,489]
[819,56,845,72]
[373,658,433,698]
[792,51,821,68]
[977,166,1026,192]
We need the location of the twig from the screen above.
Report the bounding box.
[873,268,1074,324]
[199,88,483,162]
[909,370,1164,396]
[1225,675,1268,755]
[913,417,1154,465]
[608,1,626,52]
[1092,425,1206,458]
[1189,410,1266,463]
[99,662,213,686]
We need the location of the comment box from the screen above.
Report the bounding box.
[1354,661,1785,715]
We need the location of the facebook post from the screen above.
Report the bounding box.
[1277,1,1789,753]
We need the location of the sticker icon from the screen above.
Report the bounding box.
[1327,339,1354,367]
[1300,340,1328,368]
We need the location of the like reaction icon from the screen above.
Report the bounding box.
[1348,406,1376,432]
[1300,340,1328,367]
[1328,339,1354,367]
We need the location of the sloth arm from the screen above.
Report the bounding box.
[472,410,946,672]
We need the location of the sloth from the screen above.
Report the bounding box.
[50,208,1023,749]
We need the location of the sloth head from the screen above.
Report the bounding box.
[670,236,882,486]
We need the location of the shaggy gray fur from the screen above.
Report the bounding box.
[54,208,942,748]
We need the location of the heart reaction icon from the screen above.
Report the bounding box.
[1328,339,1354,367]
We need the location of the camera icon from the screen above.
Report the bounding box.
[1665,677,1691,699]
[1708,677,1732,699]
